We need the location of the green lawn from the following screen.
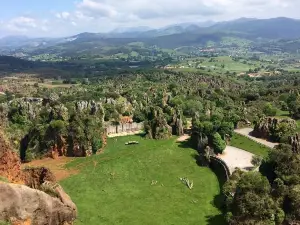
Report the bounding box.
[230,133,270,157]
[61,136,224,225]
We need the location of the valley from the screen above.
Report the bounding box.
[1,16,300,225]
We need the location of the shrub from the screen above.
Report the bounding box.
[212,132,226,154]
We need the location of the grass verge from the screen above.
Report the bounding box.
[230,133,270,157]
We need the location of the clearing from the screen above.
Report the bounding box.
[60,136,224,225]
[23,157,78,181]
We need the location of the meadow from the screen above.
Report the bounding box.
[61,136,224,225]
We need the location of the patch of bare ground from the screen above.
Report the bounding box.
[177,134,190,142]
[22,157,79,181]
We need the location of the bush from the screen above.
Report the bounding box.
[263,103,277,117]
[92,138,102,154]
[212,132,226,154]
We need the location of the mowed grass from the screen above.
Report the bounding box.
[60,136,224,225]
[230,133,270,157]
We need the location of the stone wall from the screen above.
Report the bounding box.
[210,156,230,182]
[106,122,144,135]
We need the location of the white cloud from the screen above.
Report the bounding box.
[1,0,300,37]
[3,16,50,35]
[6,16,37,32]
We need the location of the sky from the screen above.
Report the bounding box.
[0,0,299,37]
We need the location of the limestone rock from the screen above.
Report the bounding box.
[0,182,77,225]
[289,133,300,154]
[191,132,209,153]
[171,109,184,136]
[253,117,297,141]
[145,108,172,140]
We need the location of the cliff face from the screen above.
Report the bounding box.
[0,132,24,184]
[0,132,77,225]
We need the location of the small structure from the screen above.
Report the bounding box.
[125,141,139,145]
[106,116,144,136]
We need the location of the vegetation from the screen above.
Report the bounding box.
[230,133,270,157]
[61,136,224,225]
[2,18,300,224]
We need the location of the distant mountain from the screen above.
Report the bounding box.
[0,35,29,47]
[111,26,152,34]
[210,17,300,39]
[2,17,300,55]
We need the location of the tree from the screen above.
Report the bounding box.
[212,132,226,154]
[226,172,283,225]
[218,122,234,138]
[263,103,277,117]
[251,155,263,168]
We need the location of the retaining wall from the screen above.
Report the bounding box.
[210,156,231,182]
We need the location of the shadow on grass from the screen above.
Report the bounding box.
[206,162,228,225]
[177,140,228,225]
[134,132,146,138]
[177,140,192,149]
[206,214,227,225]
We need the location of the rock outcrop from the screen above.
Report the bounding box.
[0,131,77,225]
[171,109,184,136]
[252,117,297,141]
[23,167,56,190]
[289,133,300,154]
[0,149,24,184]
[144,107,172,140]
[190,132,209,153]
[0,182,77,225]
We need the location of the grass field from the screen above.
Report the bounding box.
[61,136,224,225]
[230,133,270,157]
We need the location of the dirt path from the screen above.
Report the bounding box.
[22,157,79,181]
[218,146,256,174]
[235,128,278,148]
[177,134,190,142]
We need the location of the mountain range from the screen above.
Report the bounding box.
[1,17,300,55]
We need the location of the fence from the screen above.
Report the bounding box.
[105,122,144,135]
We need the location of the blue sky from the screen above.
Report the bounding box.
[0,0,299,37]
[1,0,74,19]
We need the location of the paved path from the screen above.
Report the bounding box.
[235,128,278,148]
[218,146,256,174]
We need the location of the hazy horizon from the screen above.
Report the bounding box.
[1,0,300,37]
